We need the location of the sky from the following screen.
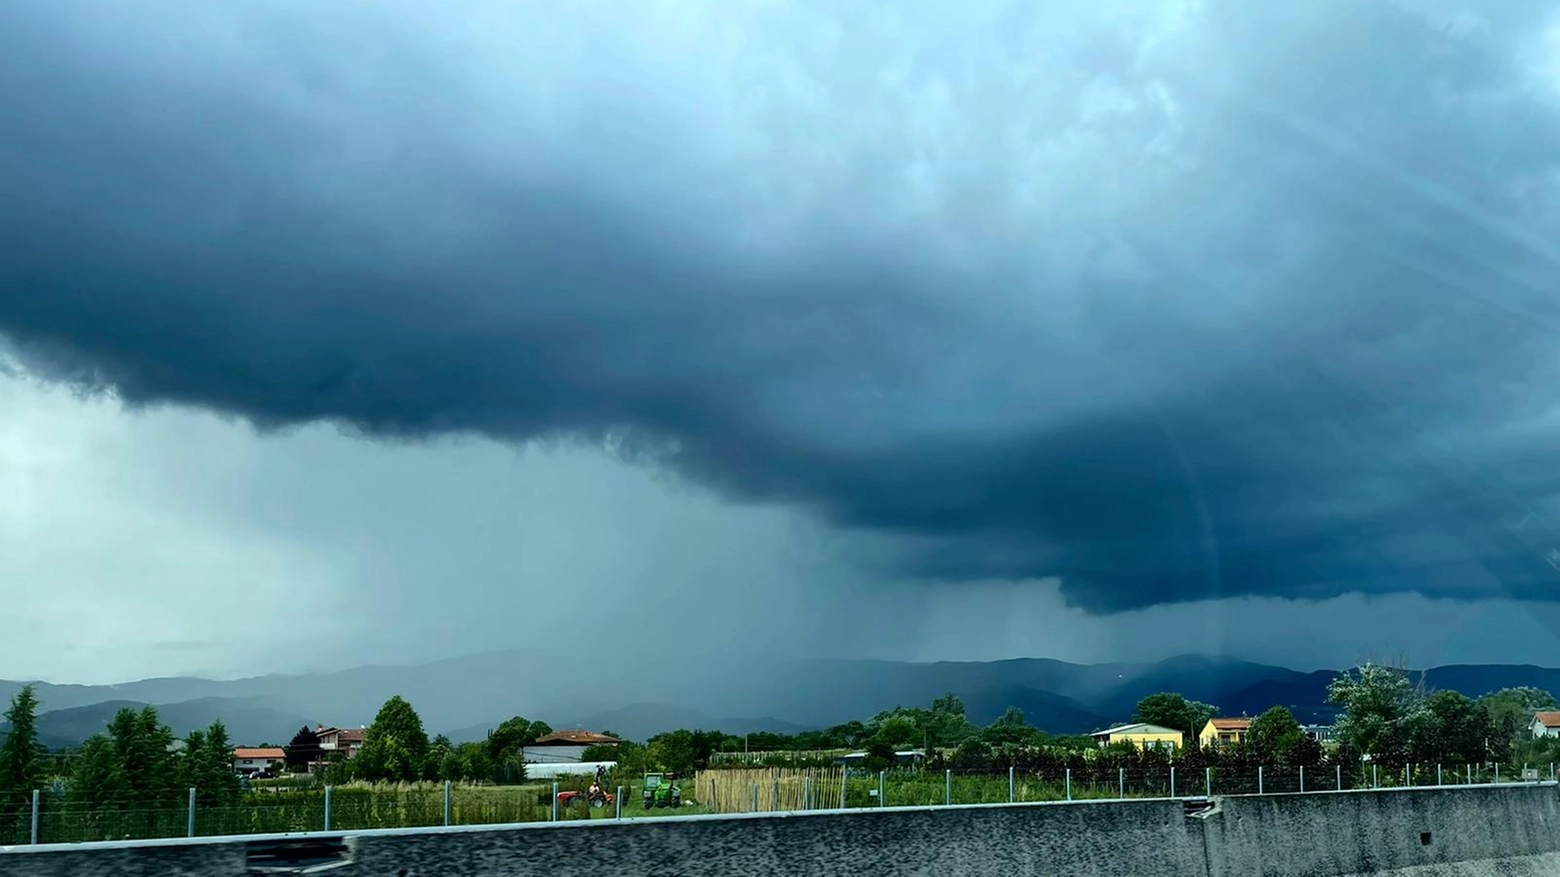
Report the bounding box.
[3,0,1560,683]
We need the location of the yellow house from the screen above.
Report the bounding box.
[1090,723,1184,751]
[1199,718,1252,748]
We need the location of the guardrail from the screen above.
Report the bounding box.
[6,782,1560,877]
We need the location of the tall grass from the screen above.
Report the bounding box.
[694,767,846,812]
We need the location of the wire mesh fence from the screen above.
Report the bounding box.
[694,761,1560,814]
[4,761,1555,845]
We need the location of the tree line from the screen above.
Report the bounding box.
[5,661,1560,801]
[614,664,1560,776]
[298,697,554,785]
[0,685,241,829]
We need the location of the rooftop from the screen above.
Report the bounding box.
[1093,723,1182,737]
[1535,711,1560,728]
[233,747,285,760]
[1209,718,1252,731]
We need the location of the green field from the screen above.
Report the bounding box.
[13,776,714,845]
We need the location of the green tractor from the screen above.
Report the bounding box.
[642,772,683,809]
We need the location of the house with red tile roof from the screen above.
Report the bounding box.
[315,725,367,758]
[232,747,285,774]
[1198,717,1252,748]
[526,729,621,764]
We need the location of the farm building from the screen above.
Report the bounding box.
[524,760,619,780]
[526,729,621,764]
[1091,723,1183,751]
[835,750,924,767]
[1300,723,1335,743]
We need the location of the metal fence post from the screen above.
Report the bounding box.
[840,769,848,809]
[878,770,885,808]
[1406,764,1412,787]
[773,776,780,812]
[1170,766,1176,798]
[616,786,623,820]
[1336,764,1341,791]
[752,783,759,812]
[1467,764,1472,784]
[1008,765,1014,803]
[30,789,39,845]
[1118,767,1125,800]
[552,782,559,822]
[1372,764,1378,788]
[1437,764,1442,786]
[1299,766,1305,793]
[1206,767,1213,797]
[804,776,812,810]
[1495,763,1500,783]
[1258,766,1264,795]
[945,769,951,806]
[187,787,196,837]
[443,780,451,826]
[324,786,333,832]
[1065,768,1072,802]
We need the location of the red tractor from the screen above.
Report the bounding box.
[556,766,615,810]
[555,787,614,809]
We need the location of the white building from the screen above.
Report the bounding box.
[315,725,367,758]
[233,747,285,774]
[1531,712,1560,738]
[525,730,621,764]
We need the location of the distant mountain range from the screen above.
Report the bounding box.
[5,652,1560,748]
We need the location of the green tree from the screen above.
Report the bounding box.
[1132,693,1218,739]
[580,743,619,762]
[68,734,129,838]
[199,720,241,806]
[106,705,177,806]
[607,740,649,777]
[0,685,46,818]
[980,707,1045,747]
[926,693,975,745]
[1246,706,1305,763]
[485,716,553,764]
[645,724,702,770]
[862,740,897,773]
[870,714,921,748]
[1415,691,1495,764]
[1479,688,1556,743]
[321,750,358,785]
[1286,733,1325,767]
[1327,661,1425,766]
[355,696,431,783]
[284,726,323,773]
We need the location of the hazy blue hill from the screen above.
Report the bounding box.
[9,653,1560,746]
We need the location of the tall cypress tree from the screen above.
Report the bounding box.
[0,686,46,838]
[201,720,240,807]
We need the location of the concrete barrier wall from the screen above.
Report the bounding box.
[1206,784,1560,877]
[2,785,1557,877]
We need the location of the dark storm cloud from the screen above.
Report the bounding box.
[3,0,1560,612]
